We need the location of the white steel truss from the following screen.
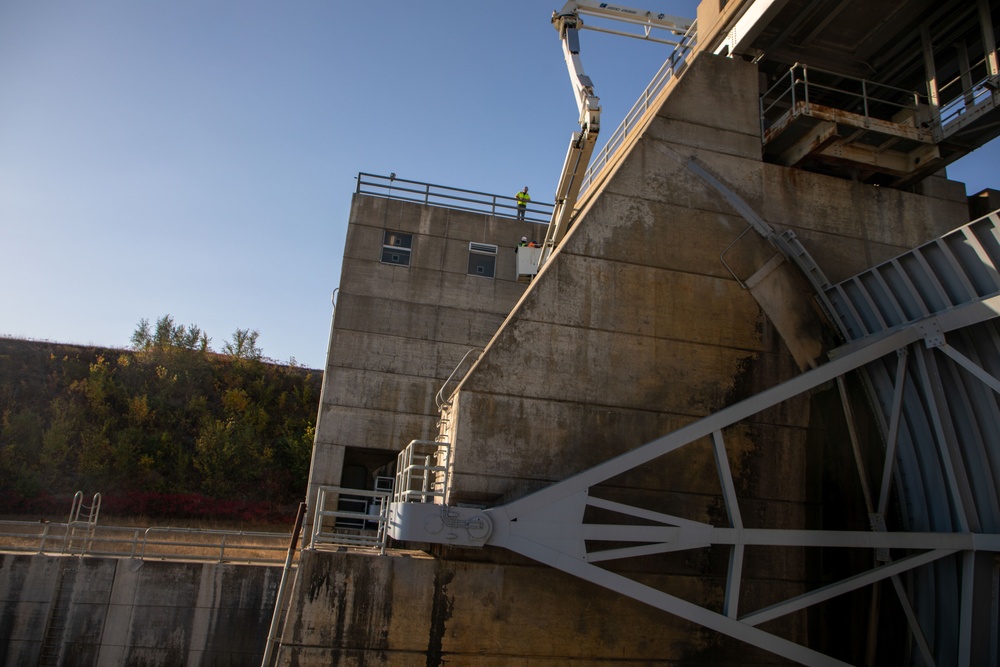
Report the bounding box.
[391,296,1000,665]
[390,208,1000,664]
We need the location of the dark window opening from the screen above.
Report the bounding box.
[468,242,497,278]
[381,231,412,266]
[335,449,397,529]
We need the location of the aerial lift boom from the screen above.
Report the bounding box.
[541,2,693,263]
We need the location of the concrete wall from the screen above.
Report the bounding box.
[281,32,971,667]
[276,547,800,666]
[305,194,546,511]
[0,553,281,666]
[446,52,966,506]
[425,51,968,661]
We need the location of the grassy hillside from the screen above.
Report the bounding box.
[0,336,322,524]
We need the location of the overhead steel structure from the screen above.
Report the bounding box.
[722,0,1000,187]
[541,1,694,263]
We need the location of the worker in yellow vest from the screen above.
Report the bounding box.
[515,186,530,220]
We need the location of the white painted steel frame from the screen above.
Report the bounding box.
[820,210,1000,665]
[390,200,1000,663]
[394,439,451,504]
[532,201,999,664]
[312,485,391,554]
[469,300,1000,666]
[386,289,1000,664]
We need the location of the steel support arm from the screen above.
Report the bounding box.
[555,0,691,36]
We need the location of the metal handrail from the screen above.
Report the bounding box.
[356,173,554,223]
[935,53,998,133]
[311,486,391,554]
[394,440,451,505]
[0,520,295,565]
[435,347,484,410]
[579,18,699,194]
[760,62,924,139]
[66,491,102,553]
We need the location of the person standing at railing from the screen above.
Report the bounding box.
[515,186,530,220]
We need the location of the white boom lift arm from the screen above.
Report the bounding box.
[541,1,693,262]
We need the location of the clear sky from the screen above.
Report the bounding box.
[2,1,997,369]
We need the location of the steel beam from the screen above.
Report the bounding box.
[498,528,855,667]
[713,0,793,58]
[891,574,938,666]
[876,349,908,516]
[390,290,1000,666]
[502,326,922,521]
[740,549,958,627]
[938,342,1000,394]
[922,23,942,135]
[914,346,973,532]
[959,550,975,666]
[979,0,999,80]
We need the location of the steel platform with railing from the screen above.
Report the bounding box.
[355,173,554,224]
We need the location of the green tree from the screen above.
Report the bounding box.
[0,327,322,518]
[39,397,80,485]
[223,328,262,361]
[0,407,45,495]
[132,315,210,352]
[131,318,153,350]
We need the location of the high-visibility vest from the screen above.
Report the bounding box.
[516,191,530,206]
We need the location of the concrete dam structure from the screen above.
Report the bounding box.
[8,1,1000,665]
[273,0,1000,665]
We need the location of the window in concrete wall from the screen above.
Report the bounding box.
[381,231,412,266]
[468,242,497,278]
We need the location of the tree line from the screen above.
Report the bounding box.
[0,316,322,523]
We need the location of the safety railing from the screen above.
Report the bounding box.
[759,62,924,140]
[435,347,484,410]
[579,19,698,194]
[356,173,554,224]
[65,491,101,553]
[68,491,101,526]
[935,53,999,137]
[0,520,295,565]
[310,485,391,554]
[395,440,451,505]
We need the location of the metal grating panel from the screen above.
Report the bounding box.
[824,213,1000,342]
[823,208,1000,665]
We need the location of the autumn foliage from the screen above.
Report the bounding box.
[0,331,321,524]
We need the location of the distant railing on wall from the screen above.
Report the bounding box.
[0,520,295,565]
[356,173,554,224]
[579,19,699,195]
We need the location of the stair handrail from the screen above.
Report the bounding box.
[435,348,483,410]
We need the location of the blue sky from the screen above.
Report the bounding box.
[1,1,997,369]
